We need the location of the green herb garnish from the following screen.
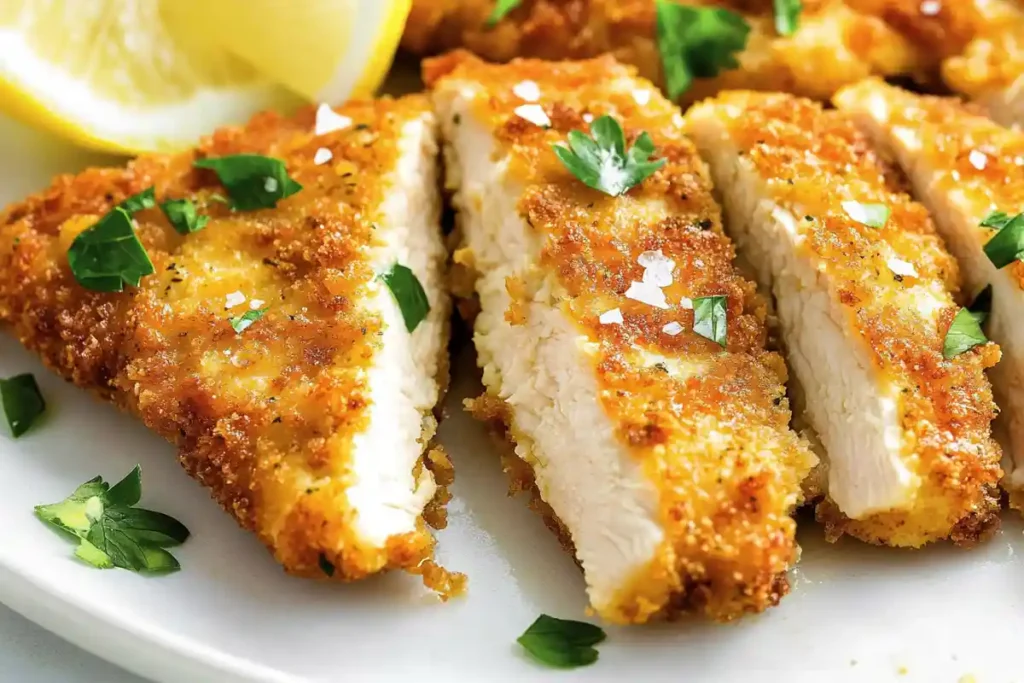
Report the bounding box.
[655,1,751,100]
[553,115,665,197]
[193,155,302,211]
[0,374,45,438]
[517,615,606,668]
[842,201,890,229]
[229,308,268,334]
[380,264,430,332]
[774,0,802,36]
[943,287,991,359]
[693,295,728,347]
[161,199,209,235]
[67,207,156,292]
[982,210,1024,269]
[35,465,190,573]
[318,553,335,577]
[487,0,522,26]
[118,187,157,214]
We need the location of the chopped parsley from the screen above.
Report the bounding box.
[517,615,606,668]
[380,263,431,332]
[774,0,802,36]
[193,155,302,211]
[0,374,45,438]
[67,207,156,292]
[693,295,728,347]
[487,0,522,27]
[117,187,157,214]
[161,199,209,235]
[318,553,335,577]
[35,465,190,573]
[553,115,666,197]
[842,201,890,229]
[981,210,1024,269]
[943,286,991,359]
[230,308,268,334]
[655,1,751,100]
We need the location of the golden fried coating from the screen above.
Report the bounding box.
[405,0,981,103]
[0,96,462,594]
[688,89,1003,547]
[429,51,816,623]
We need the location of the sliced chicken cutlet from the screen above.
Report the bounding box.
[836,79,1024,507]
[687,91,1003,547]
[405,0,975,104]
[426,51,816,623]
[943,0,1024,127]
[0,97,461,592]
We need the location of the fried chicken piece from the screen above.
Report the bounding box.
[427,51,816,623]
[0,96,461,592]
[942,0,1024,127]
[835,78,1024,509]
[404,0,978,103]
[687,89,1003,547]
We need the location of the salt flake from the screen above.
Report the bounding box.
[513,80,540,102]
[314,148,333,165]
[315,103,352,135]
[887,257,918,278]
[514,104,551,128]
[599,308,624,325]
[662,321,684,336]
[225,291,246,309]
[625,281,669,309]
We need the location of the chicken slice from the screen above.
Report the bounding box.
[943,0,1024,127]
[405,0,977,104]
[835,78,1024,508]
[687,90,1002,547]
[0,96,461,592]
[426,51,816,623]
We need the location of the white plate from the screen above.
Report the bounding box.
[2,113,1024,683]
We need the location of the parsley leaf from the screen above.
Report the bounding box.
[655,1,751,100]
[230,308,268,334]
[693,295,728,347]
[35,466,190,573]
[0,374,45,438]
[842,201,890,229]
[487,0,522,26]
[517,615,606,668]
[118,187,158,214]
[193,155,302,211]
[161,199,209,235]
[318,553,335,577]
[774,0,802,36]
[380,264,431,332]
[982,210,1024,269]
[943,287,991,359]
[67,207,156,292]
[553,115,665,197]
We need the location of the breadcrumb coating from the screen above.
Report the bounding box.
[688,89,1003,547]
[0,96,463,594]
[429,51,816,622]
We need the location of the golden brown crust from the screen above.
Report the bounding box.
[430,51,816,622]
[943,0,1024,102]
[0,96,457,589]
[407,0,980,102]
[691,89,1002,546]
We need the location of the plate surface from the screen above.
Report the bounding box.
[2,111,1024,683]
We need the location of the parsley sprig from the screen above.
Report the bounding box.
[35,466,190,573]
[0,374,45,438]
[693,295,728,347]
[517,615,606,668]
[774,0,802,36]
[194,155,302,211]
[380,264,431,332]
[553,115,665,197]
[655,1,751,100]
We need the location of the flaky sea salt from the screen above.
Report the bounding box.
[638,250,675,287]
[662,321,684,336]
[314,148,333,165]
[599,308,624,325]
[513,80,540,102]
[225,291,246,309]
[625,281,669,309]
[514,104,551,128]
[315,103,352,135]
[887,257,918,278]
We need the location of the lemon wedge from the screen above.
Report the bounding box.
[0,0,410,154]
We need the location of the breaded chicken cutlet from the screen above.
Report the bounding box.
[687,90,1003,547]
[835,79,1024,508]
[427,51,817,624]
[942,0,1024,127]
[0,96,463,593]
[405,0,982,104]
